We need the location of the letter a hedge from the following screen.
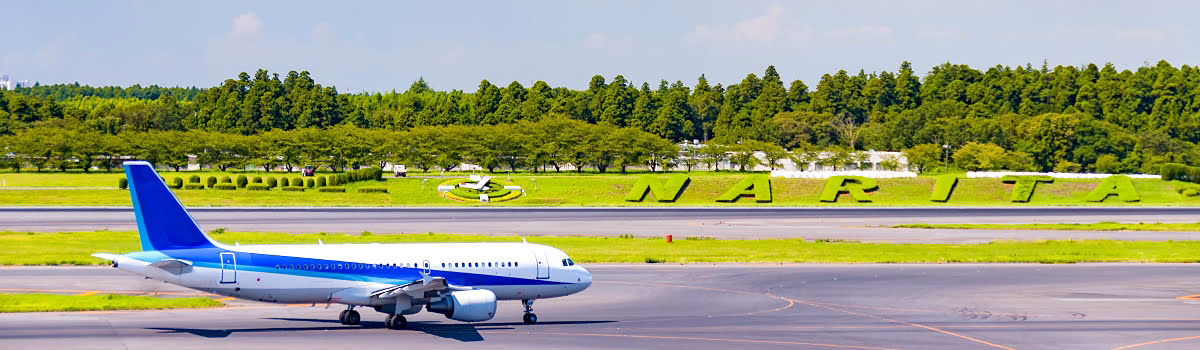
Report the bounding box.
[1085,175,1140,202]
[1001,175,1053,202]
[624,175,690,202]
[716,175,772,203]
[820,176,878,202]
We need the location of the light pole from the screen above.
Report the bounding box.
[942,144,950,173]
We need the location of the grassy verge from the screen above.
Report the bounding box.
[896,222,1200,232]
[0,174,1197,206]
[5,231,1200,265]
[0,293,221,313]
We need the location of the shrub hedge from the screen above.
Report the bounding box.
[247,184,271,191]
[206,176,218,189]
[282,186,306,192]
[236,175,248,188]
[357,187,389,193]
[220,176,232,183]
[183,184,206,190]
[170,177,184,189]
[304,178,315,188]
[266,177,278,188]
[188,175,201,183]
[280,178,290,187]
[214,184,237,190]
[316,177,326,187]
[118,178,128,189]
[252,177,263,184]
[319,187,346,192]
[1161,163,1200,183]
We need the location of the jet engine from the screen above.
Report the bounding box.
[426,289,497,322]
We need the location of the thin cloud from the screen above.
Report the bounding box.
[690,5,796,45]
[825,25,893,39]
[231,12,262,37]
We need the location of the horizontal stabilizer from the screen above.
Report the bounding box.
[91,253,122,261]
[149,258,193,269]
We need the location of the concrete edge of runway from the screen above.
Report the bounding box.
[5,205,1200,211]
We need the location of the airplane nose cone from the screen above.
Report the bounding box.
[577,267,593,291]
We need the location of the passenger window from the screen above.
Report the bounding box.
[488,262,492,267]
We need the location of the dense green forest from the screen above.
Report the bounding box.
[3,61,1200,173]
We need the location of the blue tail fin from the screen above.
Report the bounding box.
[124,161,217,251]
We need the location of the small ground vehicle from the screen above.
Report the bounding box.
[302,165,316,176]
[393,164,407,177]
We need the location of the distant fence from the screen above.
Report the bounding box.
[966,171,1161,179]
[770,170,919,179]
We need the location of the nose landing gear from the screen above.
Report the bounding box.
[522,299,537,324]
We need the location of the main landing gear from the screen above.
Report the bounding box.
[338,307,361,326]
[522,299,538,324]
[385,314,408,330]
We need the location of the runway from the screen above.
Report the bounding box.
[2,265,1199,349]
[4,207,1200,242]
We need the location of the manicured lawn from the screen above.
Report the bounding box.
[6,231,1200,265]
[0,293,220,313]
[896,222,1200,232]
[0,173,1196,206]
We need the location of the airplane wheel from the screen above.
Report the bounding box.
[345,310,360,325]
[523,313,538,324]
[386,315,407,330]
[338,310,349,325]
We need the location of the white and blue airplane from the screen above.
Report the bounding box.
[93,161,591,329]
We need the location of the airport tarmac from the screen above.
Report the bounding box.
[3,207,1200,243]
[1,264,1199,349]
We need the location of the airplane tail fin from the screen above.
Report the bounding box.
[124,161,217,251]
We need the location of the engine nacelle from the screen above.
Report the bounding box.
[426,290,497,322]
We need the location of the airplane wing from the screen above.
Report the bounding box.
[372,276,471,299]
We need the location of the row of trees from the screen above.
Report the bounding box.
[0,118,686,173]
[5,61,1200,172]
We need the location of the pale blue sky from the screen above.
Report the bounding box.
[1,1,1195,92]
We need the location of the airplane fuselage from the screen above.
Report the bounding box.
[107,242,591,305]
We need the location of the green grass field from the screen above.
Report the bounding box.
[0,171,1196,206]
[0,293,221,313]
[5,230,1200,265]
[896,222,1200,232]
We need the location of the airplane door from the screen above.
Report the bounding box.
[422,259,431,274]
[534,249,549,279]
[219,252,237,284]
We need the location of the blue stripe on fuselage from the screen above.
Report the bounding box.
[127,248,568,286]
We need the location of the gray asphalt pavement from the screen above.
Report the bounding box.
[3,207,1200,242]
[2,265,1199,349]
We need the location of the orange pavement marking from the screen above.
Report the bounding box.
[214,297,236,301]
[1176,294,1200,301]
[480,330,896,350]
[1112,335,1200,350]
[605,281,1014,350]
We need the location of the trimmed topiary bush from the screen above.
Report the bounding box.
[1184,188,1199,197]
[316,177,326,187]
[247,184,271,191]
[206,176,218,189]
[282,186,306,192]
[369,166,383,181]
[220,176,232,183]
[170,177,184,189]
[318,187,346,193]
[214,184,237,190]
[236,175,248,188]
[118,178,128,189]
[184,183,206,190]
[358,187,388,193]
[188,175,201,183]
[266,177,278,188]
[252,177,263,184]
[280,178,290,187]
